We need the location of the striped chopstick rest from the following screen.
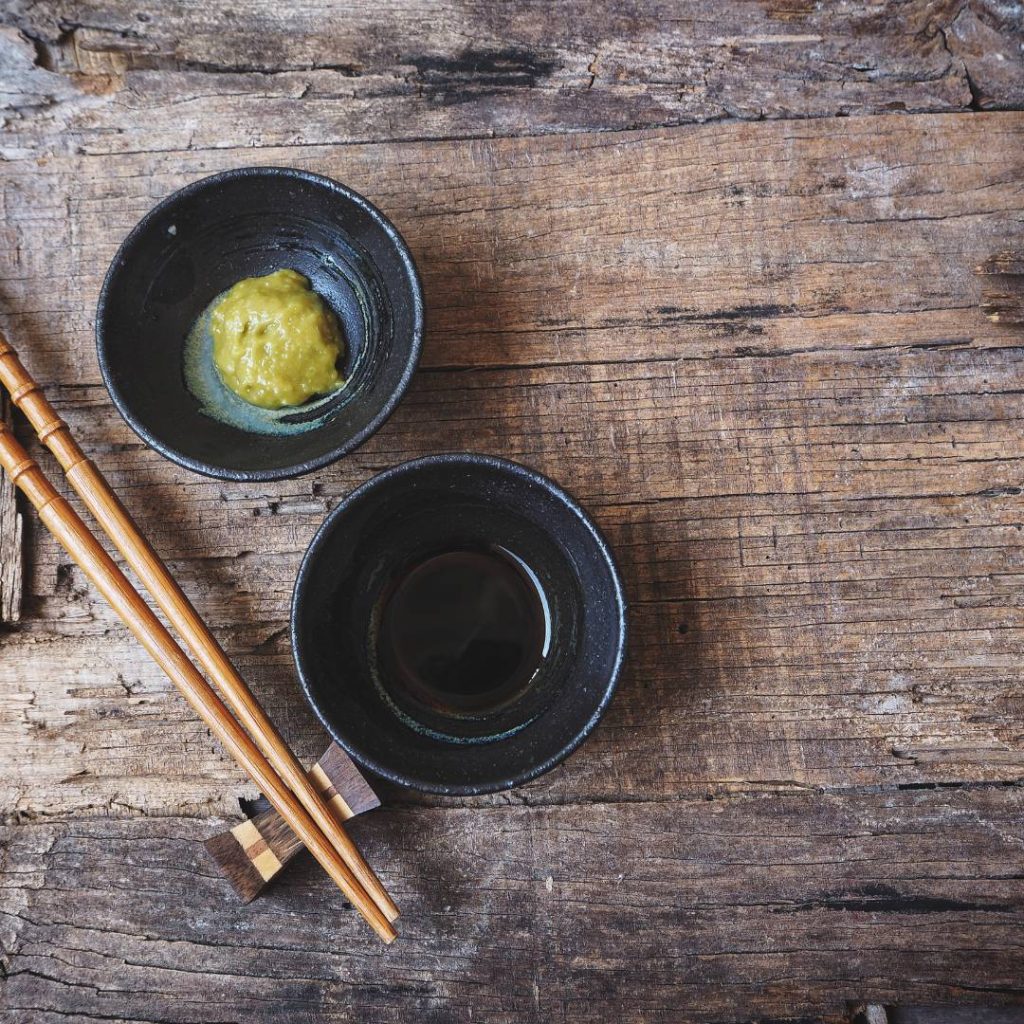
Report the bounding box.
[206,743,381,903]
[231,819,283,881]
[310,762,356,820]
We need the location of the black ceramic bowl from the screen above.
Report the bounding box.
[96,167,423,480]
[292,454,627,795]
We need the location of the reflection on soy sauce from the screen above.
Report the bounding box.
[378,546,551,718]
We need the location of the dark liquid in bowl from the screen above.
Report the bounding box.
[378,548,550,717]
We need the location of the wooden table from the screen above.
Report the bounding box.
[1,3,1022,1021]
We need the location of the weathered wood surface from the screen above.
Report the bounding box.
[0,111,1022,1017]
[2,0,1024,158]
[978,250,1024,324]
[2,787,1023,1022]
[0,391,21,623]
[2,0,1024,1015]
[1,113,1022,823]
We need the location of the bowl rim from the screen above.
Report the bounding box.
[290,452,629,795]
[95,165,425,482]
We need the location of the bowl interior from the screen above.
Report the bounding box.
[292,455,627,794]
[97,168,422,480]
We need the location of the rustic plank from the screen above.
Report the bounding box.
[977,252,1024,277]
[888,1009,1024,1024]
[0,5,1022,1012]
[980,278,1024,324]
[1,786,1022,1022]
[976,249,1024,324]
[0,113,1022,820]
[0,391,21,624]
[2,0,1022,158]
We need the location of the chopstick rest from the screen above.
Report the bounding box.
[206,743,381,902]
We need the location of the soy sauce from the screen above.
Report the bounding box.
[378,547,550,717]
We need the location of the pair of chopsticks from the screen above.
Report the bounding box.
[0,332,399,942]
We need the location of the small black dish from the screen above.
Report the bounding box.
[96,167,423,481]
[291,454,627,795]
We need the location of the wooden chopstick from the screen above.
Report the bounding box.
[0,348,395,937]
[0,416,396,941]
[0,336,396,926]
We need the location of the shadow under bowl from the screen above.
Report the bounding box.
[291,453,628,795]
[96,166,423,481]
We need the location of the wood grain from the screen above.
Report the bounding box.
[0,392,21,624]
[0,418,396,942]
[1,0,1022,158]
[977,250,1024,324]
[1,1,1023,1006]
[1,786,1022,1022]
[0,113,1021,821]
[0,335,398,926]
